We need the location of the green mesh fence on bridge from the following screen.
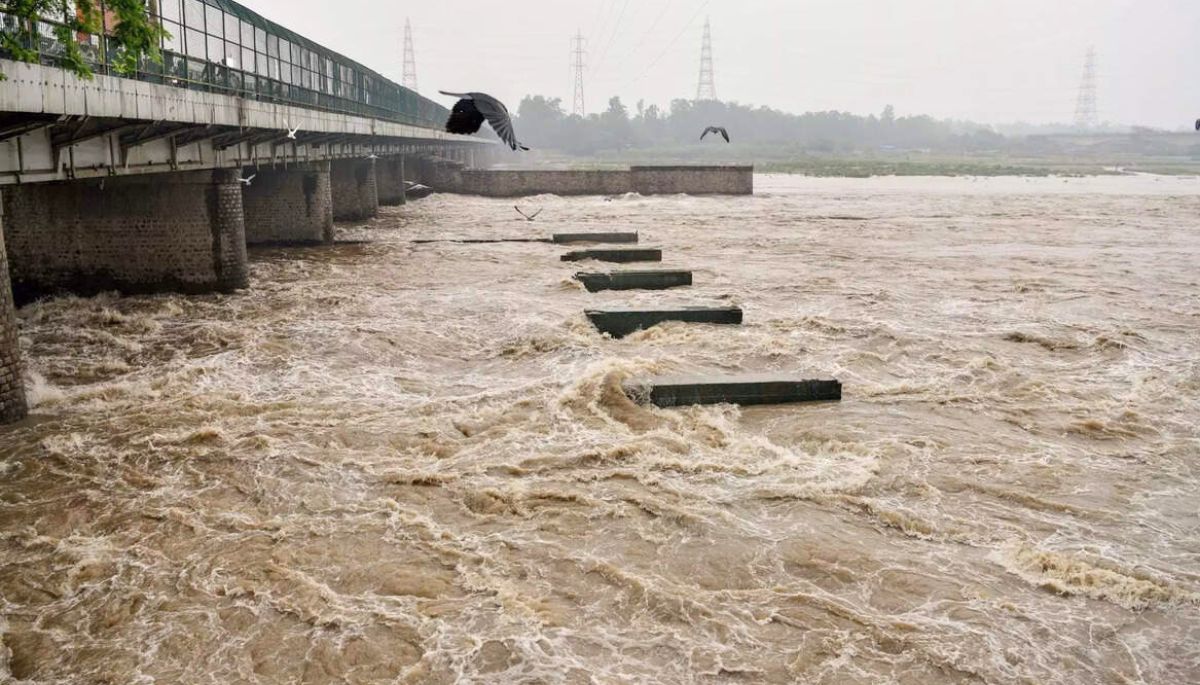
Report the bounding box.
[0,0,449,130]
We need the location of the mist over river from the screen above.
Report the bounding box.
[2,174,1199,684]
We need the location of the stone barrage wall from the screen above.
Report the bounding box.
[0,226,26,423]
[330,159,379,221]
[375,157,407,206]
[630,165,753,195]
[243,163,334,244]
[453,166,752,197]
[2,169,248,303]
[458,170,633,197]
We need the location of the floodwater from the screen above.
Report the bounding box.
[2,174,1199,684]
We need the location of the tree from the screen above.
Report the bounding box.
[0,0,167,79]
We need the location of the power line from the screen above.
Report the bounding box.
[610,0,676,74]
[623,0,711,89]
[590,0,633,77]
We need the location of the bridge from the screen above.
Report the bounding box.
[0,0,489,423]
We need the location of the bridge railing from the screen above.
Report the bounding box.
[0,0,449,130]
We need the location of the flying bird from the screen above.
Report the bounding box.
[440,91,529,151]
[701,126,730,143]
[286,125,299,139]
[514,206,542,221]
[239,174,255,186]
[1195,118,1199,131]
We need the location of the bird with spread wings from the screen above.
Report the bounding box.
[701,126,730,143]
[440,91,529,151]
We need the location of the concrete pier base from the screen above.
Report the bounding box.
[2,169,248,303]
[376,156,407,206]
[242,162,333,245]
[624,374,842,408]
[553,232,639,244]
[331,158,378,221]
[575,270,692,292]
[585,306,743,338]
[0,227,26,424]
[561,248,662,263]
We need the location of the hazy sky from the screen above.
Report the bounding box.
[242,0,1197,129]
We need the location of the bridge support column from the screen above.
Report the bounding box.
[243,162,334,245]
[330,158,378,221]
[1,169,248,303]
[0,224,27,424]
[375,156,407,206]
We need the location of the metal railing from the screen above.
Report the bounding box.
[0,2,449,130]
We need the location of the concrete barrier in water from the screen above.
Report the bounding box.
[561,248,662,263]
[575,270,692,292]
[624,374,842,407]
[552,232,639,244]
[454,165,753,197]
[585,306,742,338]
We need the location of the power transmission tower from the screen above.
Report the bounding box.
[571,30,586,116]
[696,17,716,101]
[1073,46,1098,130]
[402,18,418,93]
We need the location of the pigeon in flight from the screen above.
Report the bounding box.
[286,125,299,139]
[440,91,529,151]
[239,174,255,186]
[701,126,730,143]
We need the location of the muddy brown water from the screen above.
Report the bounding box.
[1,175,1199,684]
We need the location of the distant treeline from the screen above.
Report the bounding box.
[511,96,1148,156]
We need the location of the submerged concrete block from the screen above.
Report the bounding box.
[585,306,742,338]
[624,374,842,407]
[561,248,662,263]
[575,270,692,292]
[552,232,639,244]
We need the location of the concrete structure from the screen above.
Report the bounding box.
[575,270,692,292]
[3,169,247,303]
[630,166,753,195]
[0,227,24,423]
[375,157,408,206]
[553,232,639,244]
[453,166,752,197]
[0,0,492,423]
[585,306,743,338]
[624,374,842,408]
[0,60,480,186]
[561,248,662,263]
[331,158,379,221]
[242,162,334,245]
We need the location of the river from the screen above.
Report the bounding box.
[1,174,1198,684]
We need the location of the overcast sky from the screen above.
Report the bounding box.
[241,0,1197,129]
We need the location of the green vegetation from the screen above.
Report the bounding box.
[513,94,1200,177]
[0,0,167,79]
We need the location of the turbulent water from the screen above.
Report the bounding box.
[1,174,1199,684]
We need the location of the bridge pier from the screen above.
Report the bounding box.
[375,156,407,206]
[330,158,379,221]
[243,162,334,245]
[0,225,26,424]
[1,169,248,304]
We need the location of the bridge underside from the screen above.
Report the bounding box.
[0,58,487,185]
[0,57,492,423]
